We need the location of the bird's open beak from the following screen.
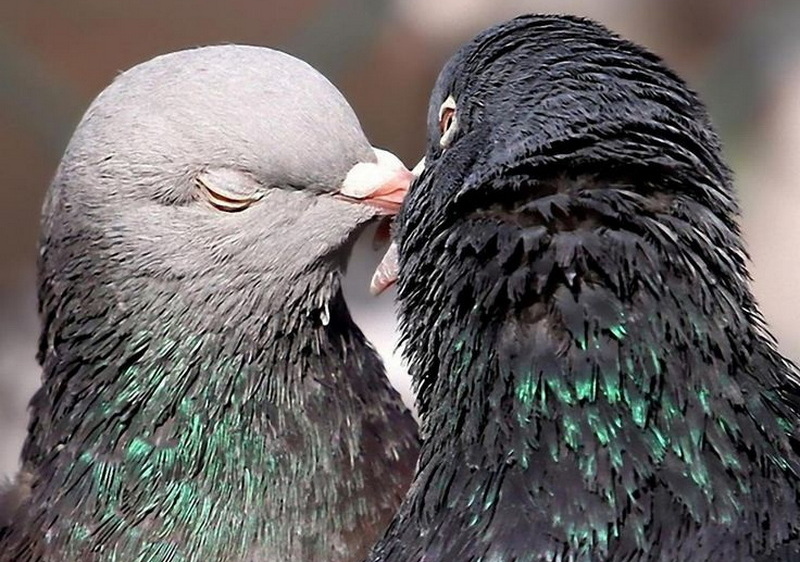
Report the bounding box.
[337,148,414,214]
[369,157,425,296]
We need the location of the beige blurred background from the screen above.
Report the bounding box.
[1,0,799,478]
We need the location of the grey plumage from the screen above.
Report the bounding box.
[0,45,418,562]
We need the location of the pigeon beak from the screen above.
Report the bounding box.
[337,147,414,214]
[410,156,426,178]
[370,241,399,295]
[369,156,425,296]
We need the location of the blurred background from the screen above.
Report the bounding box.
[1,0,799,478]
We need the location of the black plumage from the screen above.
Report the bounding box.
[367,14,800,562]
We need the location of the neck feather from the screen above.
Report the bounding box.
[383,177,800,560]
[13,264,416,562]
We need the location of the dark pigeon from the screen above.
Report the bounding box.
[0,45,419,562]
[367,14,800,562]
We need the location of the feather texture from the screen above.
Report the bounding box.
[368,14,800,562]
[0,45,418,562]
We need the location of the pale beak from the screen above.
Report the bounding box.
[368,156,425,295]
[370,241,399,296]
[410,157,426,178]
[337,148,414,214]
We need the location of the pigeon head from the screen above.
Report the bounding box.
[42,45,410,328]
[366,16,800,561]
[417,14,732,195]
[392,15,754,415]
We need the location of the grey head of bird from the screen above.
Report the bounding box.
[2,45,420,562]
[368,14,800,562]
[41,45,411,327]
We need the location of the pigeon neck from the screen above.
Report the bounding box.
[385,191,800,558]
[21,265,413,561]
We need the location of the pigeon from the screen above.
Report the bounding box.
[0,45,419,562]
[367,14,800,562]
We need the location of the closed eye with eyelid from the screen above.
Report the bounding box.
[196,168,264,212]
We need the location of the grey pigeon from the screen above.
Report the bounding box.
[0,45,419,562]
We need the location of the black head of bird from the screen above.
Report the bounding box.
[369,14,800,562]
[0,45,419,562]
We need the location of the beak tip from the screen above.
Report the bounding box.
[410,157,426,178]
[370,241,399,297]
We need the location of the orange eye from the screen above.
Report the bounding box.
[439,107,455,136]
[437,95,458,148]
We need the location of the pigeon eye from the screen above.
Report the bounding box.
[439,108,455,135]
[196,168,264,212]
[438,95,458,148]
